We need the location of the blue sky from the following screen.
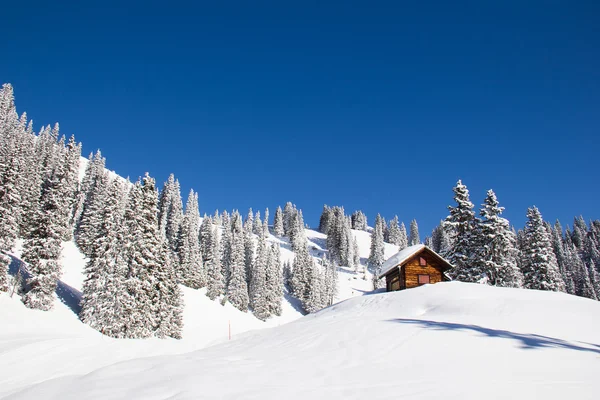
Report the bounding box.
[2,1,599,235]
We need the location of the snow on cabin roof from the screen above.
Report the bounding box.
[378,244,426,278]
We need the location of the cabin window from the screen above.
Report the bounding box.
[390,275,401,291]
[419,257,427,266]
[418,274,430,285]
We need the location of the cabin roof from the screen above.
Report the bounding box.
[378,244,453,278]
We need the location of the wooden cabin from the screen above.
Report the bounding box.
[378,245,452,292]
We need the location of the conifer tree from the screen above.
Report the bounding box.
[443,180,477,281]
[0,117,21,291]
[369,214,386,288]
[206,226,225,300]
[283,202,295,236]
[409,219,420,246]
[227,212,249,311]
[265,243,283,316]
[243,210,255,287]
[76,171,110,256]
[253,210,262,236]
[80,179,129,337]
[199,216,214,263]
[250,230,269,320]
[154,241,184,339]
[178,190,205,288]
[352,237,361,272]
[262,208,270,237]
[470,190,523,287]
[520,207,565,292]
[351,210,368,231]
[387,216,402,246]
[22,165,64,310]
[273,206,284,236]
[319,205,333,233]
[57,135,81,240]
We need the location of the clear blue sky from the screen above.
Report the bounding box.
[2,1,599,235]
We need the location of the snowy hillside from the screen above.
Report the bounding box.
[7,224,396,344]
[2,282,599,399]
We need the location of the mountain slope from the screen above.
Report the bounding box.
[3,282,599,399]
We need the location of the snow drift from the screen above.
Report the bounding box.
[2,282,599,399]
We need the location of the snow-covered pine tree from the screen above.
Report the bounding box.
[76,171,110,257]
[283,202,295,236]
[273,206,284,236]
[0,113,22,291]
[73,150,105,233]
[220,210,232,285]
[571,216,587,249]
[227,212,249,311]
[520,206,565,292]
[80,178,129,337]
[253,210,262,236]
[408,219,420,246]
[319,205,333,233]
[443,180,478,281]
[369,214,386,289]
[57,135,81,241]
[243,209,255,288]
[351,210,367,231]
[159,175,184,269]
[352,236,361,272]
[560,234,578,295]
[206,225,225,300]
[321,255,338,306]
[199,216,214,263]
[154,241,184,339]
[178,190,205,288]
[22,164,64,310]
[471,190,523,287]
[249,229,269,320]
[262,208,270,237]
[387,216,402,246]
[122,174,182,338]
[343,216,355,270]
[398,222,408,250]
[265,243,283,316]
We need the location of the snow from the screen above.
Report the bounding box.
[2,282,599,399]
[378,244,425,277]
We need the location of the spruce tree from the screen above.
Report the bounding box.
[387,216,402,246]
[471,190,523,287]
[369,214,386,288]
[351,210,368,231]
[250,230,269,320]
[227,212,249,311]
[206,226,225,300]
[265,243,283,316]
[22,165,64,310]
[409,219,420,246]
[443,180,477,281]
[178,190,205,288]
[273,206,284,236]
[520,207,565,292]
[199,216,214,263]
[80,179,129,337]
[0,121,21,291]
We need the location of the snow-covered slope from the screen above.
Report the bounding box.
[2,282,598,399]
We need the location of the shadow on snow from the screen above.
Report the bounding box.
[387,318,600,355]
[6,252,83,315]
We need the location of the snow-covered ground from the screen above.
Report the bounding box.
[2,282,599,399]
[3,196,597,399]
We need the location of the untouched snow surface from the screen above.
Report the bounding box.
[2,282,599,399]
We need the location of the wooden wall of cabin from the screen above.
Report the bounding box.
[403,253,444,289]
